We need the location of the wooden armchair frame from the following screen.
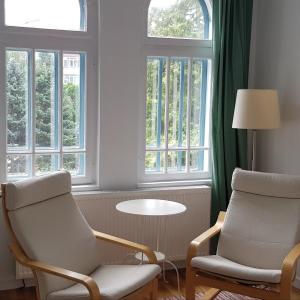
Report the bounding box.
[1,184,158,300]
[186,211,300,300]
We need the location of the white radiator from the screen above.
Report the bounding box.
[16,262,33,280]
[16,186,211,279]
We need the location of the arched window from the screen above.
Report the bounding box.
[0,0,98,185]
[148,0,211,39]
[5,0,87,31]
[140,0,212,184]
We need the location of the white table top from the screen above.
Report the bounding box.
[116,199,186,216]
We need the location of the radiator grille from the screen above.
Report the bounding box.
[16,262,33,280]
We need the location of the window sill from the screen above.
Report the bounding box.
[71,179,212,197]
[72,184,100,193]
[137,178,212,189]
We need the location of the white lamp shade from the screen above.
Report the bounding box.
[232,89,281,129]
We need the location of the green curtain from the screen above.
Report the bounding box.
[210,0,253,252]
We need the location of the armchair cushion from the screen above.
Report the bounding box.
[217,169,300,270]
[47,264,161,300]
[232,168,300,198]
[5,171,71,210]
[191,255,281,284]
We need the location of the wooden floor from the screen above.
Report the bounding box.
[1,269,300,300]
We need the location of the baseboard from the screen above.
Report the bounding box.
[0,278,23,291]
[0,276,35,291]
[24,278,35,287]
[294,276,300,289]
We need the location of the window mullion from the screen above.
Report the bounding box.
[0,1,4,29]
[58,51,63,169]
[186,58,192,174]
[177,59,185,172]
[0,47,6,182]
[79,53,86,150]
[164,57,170,174]
[31,50,36,177]
[79,53,86,174]
[54,52,60,170]
[156,58,163,172]
[198,60,208,170]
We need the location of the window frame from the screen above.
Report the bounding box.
[4,0,87,32]
[138,0,213,185]
[0,0,99,187]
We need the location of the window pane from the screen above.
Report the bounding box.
[148,0,206,39]
[35,154,59,175]
[35,51,58,149]
[145,151,165,174]
[146,57,166,148]
[190,59,208,147]
[63,153,85,176]
[167,150,186,173]
[190,149,209,172]
[5,0,86,31]
[6,50,30,150]
[7,154,31,179]
[63,53,85,149]
[168,58,188,148]
[144,56,211,177]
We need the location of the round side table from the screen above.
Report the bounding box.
[116,199,186,293]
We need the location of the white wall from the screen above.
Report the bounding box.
[250,0,300,287]
[98,0,148,189]
[250,0,300,175]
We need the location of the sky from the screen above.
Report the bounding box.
[5,0,179,29]
[150,0,177,9]
[5,0,81,31]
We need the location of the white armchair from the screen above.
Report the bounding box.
[2,171,161,300]
[186,168,300,300]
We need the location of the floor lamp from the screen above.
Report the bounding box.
[232,89,281,170]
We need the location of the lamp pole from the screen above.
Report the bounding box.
[252,129,256,171]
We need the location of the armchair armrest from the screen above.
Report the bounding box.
[10,242,101,300]
[280,242,300,295]
[93,230,158,264]
[187,211,226,262]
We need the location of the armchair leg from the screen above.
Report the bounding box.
[186,266,196,300]
[151,278,158,300]
[280,274,292,300]
[202,288,221,300]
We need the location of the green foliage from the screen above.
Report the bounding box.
[6,51,27,147]
[63,83,80,147]
[148,0,204,39]
[35,52,54,148]
[63,154,78,173]
[35,155,52,173]
[146,0,206,171]
[6,51,79,175]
